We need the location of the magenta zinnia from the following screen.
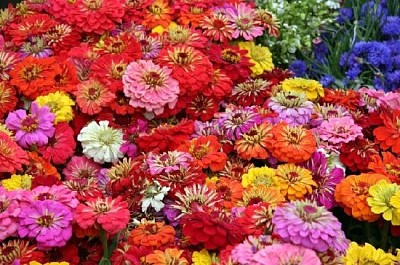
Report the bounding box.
[122,60,179,116]
[0,187,20,241]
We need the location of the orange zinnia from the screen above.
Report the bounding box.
[179,4,211,28]
[129,221,175,248]
[268,123,316,163]
[368,152,400,184]
[373,110,400,155]
[334,173,389,222]
[142,0,174,29]
[145,248,188,265]
[9,57,61,100]
[235,122,273,160]
[177,135,227,171]
[207,177,243,210]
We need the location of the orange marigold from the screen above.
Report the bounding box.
[268,123,316,163]
[368,152,400,184]
[129,221,175,248]
[373,110,400,155]
[234,122,273,160]
[145,248,188,265]
[334,173,389,222]
[177,135,227,171]
[275,164,316,201]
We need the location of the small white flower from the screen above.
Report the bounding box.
[141,181,170,212]
[77,120,124,164]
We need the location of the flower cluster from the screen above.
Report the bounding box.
[1,0,400,264]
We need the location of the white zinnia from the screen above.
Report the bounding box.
[78,120,124,164]
[141,181,170,213]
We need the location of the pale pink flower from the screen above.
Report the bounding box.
[317,116,363,145]
[378,91,400,110]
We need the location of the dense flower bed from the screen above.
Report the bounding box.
[1,0,400,265]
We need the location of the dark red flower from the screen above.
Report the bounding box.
[339,138,379,172]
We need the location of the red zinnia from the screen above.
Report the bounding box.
[181,211,245,250]
[53,61,79,93]
[0,132,29,174]
[186,94,219,121]
[374,110,400,155]
[339,138,379,172]
[203,69,233,100]
[320,88,361,110]
[158,44,213,97]
[38,122,76,165]
[75,196,130,235]
[0,81,17,119]
[93,33,142,61]
[177,135,228,171]
[368,152,400,184]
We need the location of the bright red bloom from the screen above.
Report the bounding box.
[0,81,17,119]
[320,88,361,110]
[208,44,253,82]
[75,196,130,235]
[177,135,228,171]
[52,61,79,93]
[44,24,82,57]
[93,33,142,60]
[231,78,272,107]
[339,138,379,172]
[368,152,400,184]
[259,68,293,85]
[137,119,195,153]
[186,94,219,121]
[38,122,76,165]
[109,89,136,115]
[203,69,233,100]
[111,243,152,265]
[7,14,57,45]
[31,174,62,189]
[163,26,209,49]
[181,211,245,250]
[158,44,213,96]
[9,57,61,100]
[0,132,29,174]
[374,110,400,155]
[69,0,125,34]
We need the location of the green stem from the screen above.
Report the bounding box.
[99,229,112,265]
[380,221,390,250]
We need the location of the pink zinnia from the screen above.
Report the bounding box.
[253,243,321,265]
[62,156,102,181]
[18,200,73,250]
[0,188,20,241]
[317,116,363,145]
[75,196,130,235]
[31,185,79,210]
[123,60,179,116]
[378,91,400,110]
[120,119,148,157]
[272,200,349,253]
[225,3,264,41]
[146,151,194,176]
[5,102,55,148]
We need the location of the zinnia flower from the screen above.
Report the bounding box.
[0,132,29,173]
[238,42,274,75]
[5,102,55,148]
[0,188,21,241]
[31,184,79,210]
[368,152,400,184]
[62,156,102,181]
[225,3,264,41]
[177,135,227,171]
[75,196,130,235]
[18,200,73,250]
[235,122,273,160]
[268,123,317,163]
[374,110,400,155]
[129,220,175,248]
[339,138,379,172]
[281,78,324,101]
[318,116,363,146]
[77,120,124,164]
[145,248,188,265]
[35,92,75,124]
[73,79,115,115]
[275,164,316,201]
[1,174,32,191]
[334,173,389,222]
[367,179,400,225]
[241,166,277,188]
[253,243,322,265]
[146,151,193,176]
[343,242,395,265]
[142,0,174,29]
[200,12,234,43]
[272,200,348,253]
[141,181,170,212]
[0,82,17,119]
[122,60,179,115]
[192,249,213,265]
[231,78,271,106]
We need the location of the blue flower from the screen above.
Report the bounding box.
[289,60,307,77]
[352,41,392,68]
[320,75,335,87]
[382,16,400,38]
[337,8,353,24]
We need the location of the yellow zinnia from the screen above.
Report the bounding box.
[35,91,75,123]
[238,42,274,76]
[192,249,212,265]
[281,78,324,100]
[275,164,316,201]
[2,174,32,191]
[241,166,277,188]
[343,242,395,265]
[367,179,400,225]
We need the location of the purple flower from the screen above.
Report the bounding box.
[337,7,353,24]
[272,200,349,253]
[382,16,400,38]
[217,106,262,140]
[18,200,73,250]
[5,102,55,148]
[146,151,194,176]
[301,152,344,209]
[162,201,181,227]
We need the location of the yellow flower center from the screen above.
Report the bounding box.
[190,7,204,15]
[84,0,103,10]
[21,65,41,81]
[144,71,164,87]
[21,115,39,132]
[149,5,163,15]
[221,49,240,63]
[190,144,209,159]
[0,141,12,156]
[111,63,127,79]
[0,245,19,263]
[94,201,111,213]
[37,214,54,227]
[386,164,400,176]
[352,181,369,195]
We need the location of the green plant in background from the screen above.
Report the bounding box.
[255,0,341,66]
